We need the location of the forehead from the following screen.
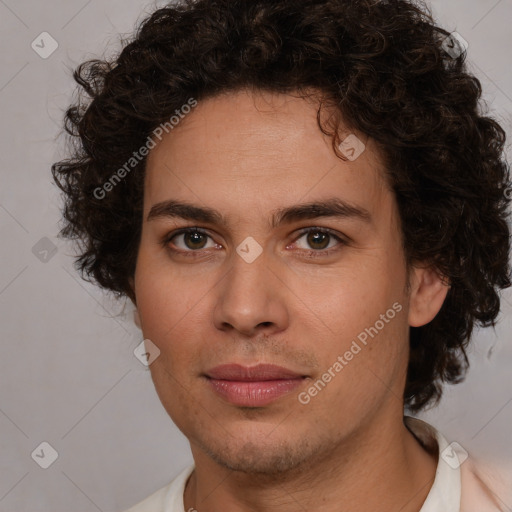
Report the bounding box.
[143,89,392,225]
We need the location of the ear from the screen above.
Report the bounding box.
[408,265,450,327]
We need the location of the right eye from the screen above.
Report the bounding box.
[162,227,220,257]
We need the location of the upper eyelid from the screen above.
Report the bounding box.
[295,226,344,239]
[163,227,213,246]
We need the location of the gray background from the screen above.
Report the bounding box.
[0,0,511,511]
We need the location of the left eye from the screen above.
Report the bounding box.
[293,228,344,252]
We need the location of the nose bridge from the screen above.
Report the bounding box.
[213,246,286,334]
[225,246,272,309]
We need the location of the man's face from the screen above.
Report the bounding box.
[134,89,413,474]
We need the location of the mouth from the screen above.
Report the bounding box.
[204,363,307,407]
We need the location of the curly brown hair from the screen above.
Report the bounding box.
[51,0,511,413]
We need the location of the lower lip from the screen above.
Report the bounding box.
[206,378,304,407]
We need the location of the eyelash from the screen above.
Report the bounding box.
[161,227,347,259]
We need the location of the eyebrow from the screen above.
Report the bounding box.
[146,197,372,228]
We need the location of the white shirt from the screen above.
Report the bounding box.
[123,416,508,512]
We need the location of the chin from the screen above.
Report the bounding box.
[193,429,319,475]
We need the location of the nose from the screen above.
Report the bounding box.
[212,249,289,337]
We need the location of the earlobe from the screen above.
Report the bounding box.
[408,265,450,327]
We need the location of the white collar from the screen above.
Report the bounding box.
[404,415,461,511]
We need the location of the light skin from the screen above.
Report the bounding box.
[131,88,450,512]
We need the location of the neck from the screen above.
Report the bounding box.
[183,413,438,512]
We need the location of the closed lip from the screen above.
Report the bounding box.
[205,363,306,381]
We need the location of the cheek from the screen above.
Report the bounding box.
[136,283,199,356]
[292,256,408,386]
[134,244,193,336]
[133,254,213,382]
[290,259,401,337]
